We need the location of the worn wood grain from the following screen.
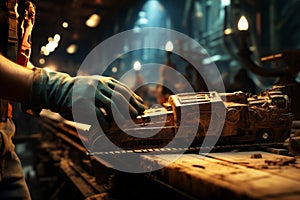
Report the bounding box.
[141,152,300,200]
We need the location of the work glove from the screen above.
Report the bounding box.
[23,68,145,127]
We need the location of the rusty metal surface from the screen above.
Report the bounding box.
[239,48,300,119]
[104,90,292,151]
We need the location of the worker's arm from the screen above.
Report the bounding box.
[0,54,33,103]
[0,54,145,124]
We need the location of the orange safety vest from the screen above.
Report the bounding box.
[7,102,12,119]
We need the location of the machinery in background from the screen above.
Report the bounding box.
[238,46,300,119]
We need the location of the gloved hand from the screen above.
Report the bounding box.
[23,68,145,126]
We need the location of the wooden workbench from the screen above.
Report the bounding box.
[141,151,300,200]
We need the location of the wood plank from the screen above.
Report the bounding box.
[141,152,300,200]
[207,152,300,182]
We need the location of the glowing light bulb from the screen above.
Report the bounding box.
[165,41,174,51]
[238,16,249,31]
[133,61,141,71]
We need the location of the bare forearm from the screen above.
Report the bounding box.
[0,54,34,103]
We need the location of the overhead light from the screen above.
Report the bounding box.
[43,51,49,56]
[195,11,203,18]
[54,34,61,42]
[45,41,58,52]
[134,0,164,28]
[39,58,45,65]
[40,46,49,56]
[238,16,249,31]
[112,66,118,73]
[138,17,148,25]
[224,28,233,35]
[165,41,174,51]
[66,44,78,54]
[85,13,101,28]
[133,61,141,71]
[62,21,69,28]
[40,34,60,56]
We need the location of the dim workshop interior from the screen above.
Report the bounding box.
[6,0,300,199]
